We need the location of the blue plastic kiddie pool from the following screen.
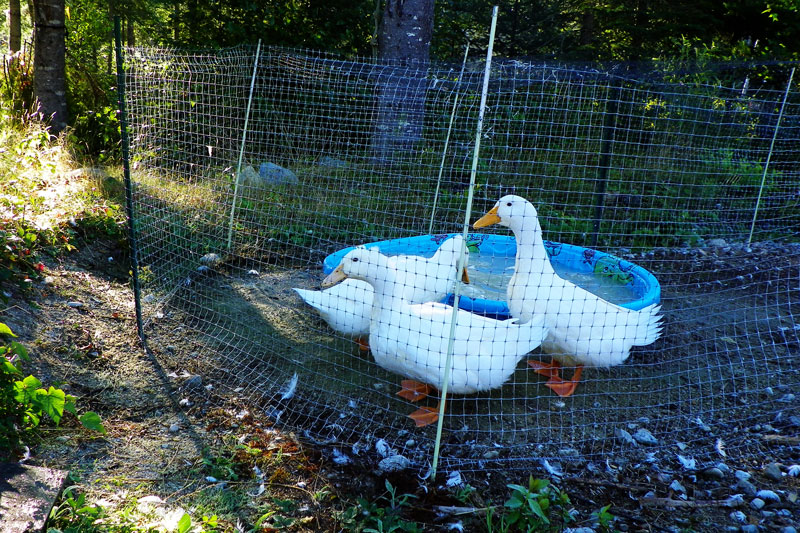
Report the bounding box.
[323,233,661,319]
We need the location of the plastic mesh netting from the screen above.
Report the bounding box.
[123,45,799,472]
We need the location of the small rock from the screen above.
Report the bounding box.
[168,424,180,433]
[778,393,796,403]
[725,494,745,507]
[258,162,300,186]
[734,470,751,482]
[615,428,637,446]
[781,527,797,533]
[482,450,500,460]
[669,479,686,494]
[563,528,595,533]
[701,467,724,481]
[633,428,658,446]
[737,479,758,496]
[750,498,765,510]
[67,301,84,308]
[184,375,203,389]
[378,454,411,473]
[740,525,758,533]
[729,510,746,523]
[763,463,782,481]
[178,398,192,407]
[716,462,731,474]
[199,253,222,267]
[708,238,728,247]
[43,276,56,285]
[247,269,259,276]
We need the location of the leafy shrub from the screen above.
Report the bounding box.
[0,323,105,460]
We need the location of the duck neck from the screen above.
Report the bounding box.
[514,219,554,275]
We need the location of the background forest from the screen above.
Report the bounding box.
[2,0,800,158]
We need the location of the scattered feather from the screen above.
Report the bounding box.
[205,476,218,483]
[715,438,727,457]
[677,454,696,470]
[755,489,780,503]
[375,438,395,458]
[446,471,463,487]
[249,465,266,497]
[279,372,298,401]
[541,458,563,477]
[787,464,800,477]
[332,448,351,465]
[447,521,465,532]
[725,494,745,507]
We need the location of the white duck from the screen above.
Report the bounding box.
[322,246,548,427]
[294,235,470,350]
[474,195,663,397]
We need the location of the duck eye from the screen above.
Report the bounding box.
[352,258,359,263]
[506,202,512,207]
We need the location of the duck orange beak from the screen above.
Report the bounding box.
[473,205,500,228]
[321,265,346,288]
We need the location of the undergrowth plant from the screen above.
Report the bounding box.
[0,323,105,460]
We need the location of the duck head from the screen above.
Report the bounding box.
[321,246,391,288]
[473,195,539,234]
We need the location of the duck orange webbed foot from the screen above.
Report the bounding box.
[355,337,370,351]
[527,359,562,380]
[396,380,433,402]
[408,405,440,427]
[544,365,584,397]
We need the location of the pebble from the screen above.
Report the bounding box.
[633,428,658,445]
[43,276,56,285]
[483,450,500,460]
[740,526,758,533]
[563,528,595,533]
[377,454,410,473]
[179,398,192,407]
[67,301,84,308]
[729,510,747,523]
[781,527,797,533]
[749,498,765,510]
[734,470,751,482]
[168,424,180,433]
[614,428,637,446]
[763,463,782,481]
[737,479,758,496]
[701,467,725,481]
[716,462,731,474]
[199,253,221,266]
[184,375,203,389]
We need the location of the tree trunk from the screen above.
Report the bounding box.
[33,0,68,134]
[579,9,595,47]
[9,0,22,52]
[371,0,434,163]
[126,17,135,46]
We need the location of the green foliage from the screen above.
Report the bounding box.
[337,480,422,533]
[0,323,106,460]
[485,476,576,533]
[69,106,121,163]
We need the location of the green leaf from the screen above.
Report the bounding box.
[79,412,106,434]
[527,498,549,523]
[14,375,42,403]
[10,341,29,361]
[176,512,192,533]
[0,323,17,337]
[2,358,21,375]
[34,386,66,424]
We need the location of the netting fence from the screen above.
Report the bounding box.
[121,43,800,473]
